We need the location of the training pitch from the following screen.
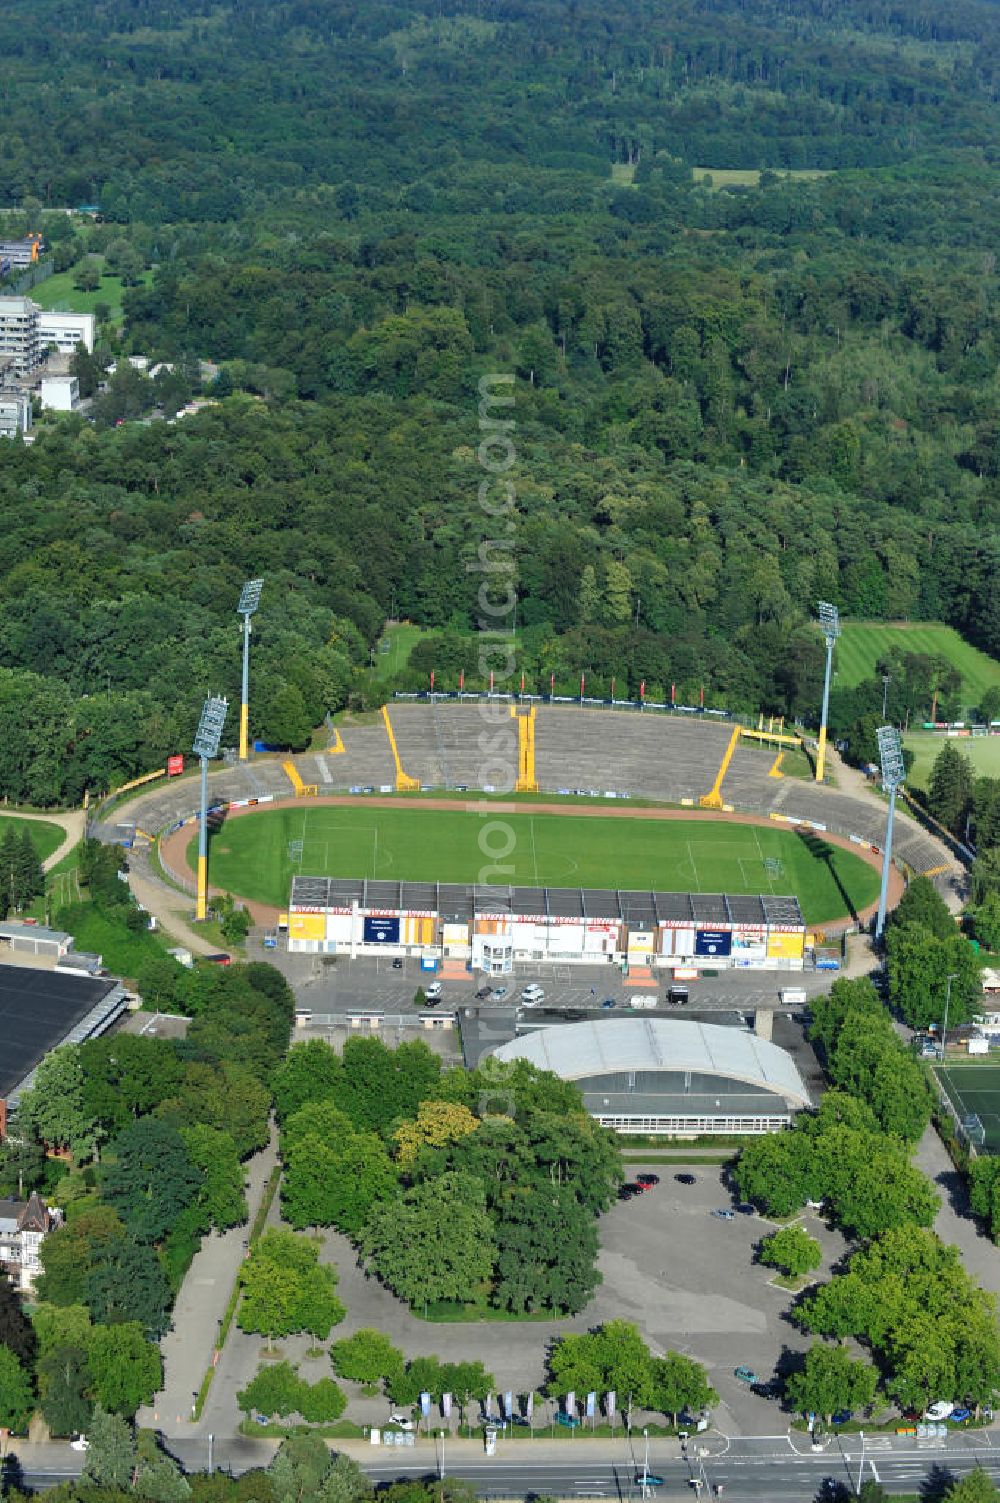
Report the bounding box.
[192,804,881,923]
[935,1060,1000,1154]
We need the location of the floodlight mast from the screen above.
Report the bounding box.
[193,696,229,922]
[236,580,263,762]
[874,724,905,940]
[815,601,841,783]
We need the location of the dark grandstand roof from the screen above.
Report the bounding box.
[0,966,121,1100]
[290,876,802,926]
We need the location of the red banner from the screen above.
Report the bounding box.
[430,670,435,692]
[490,670,494,692]
[520,671,525,694]
[580,673,585,697]
[700,685,705,707]
[640,680,645,701]
[671,682,676,705]
[167,755,184,777]
[550,672,555,693]
[459,669,464,691]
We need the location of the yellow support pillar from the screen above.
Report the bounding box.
[700,725,741,808]
[512,705,539,792]
[196,854,208,921]
[816,724,829,784]
[239,701,250,763]
[381,705,420,791]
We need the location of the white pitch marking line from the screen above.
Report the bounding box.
[316,755,332,783]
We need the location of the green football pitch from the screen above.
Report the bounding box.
[935,1060,1000,1154]
[837,621,1000,705]
[190,805,881,923]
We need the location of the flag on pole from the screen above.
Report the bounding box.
[611,677,616,700]
[459,668,464,692]
[671,681,676,704]
[490,669,494,692]
[430,670,435,692]
[442,1393,452,1418]
[586,1392,596,1418]
[566,1390,576,1417]
[485,1392,494,1420]
[420,1391,431,1418]
[580,673,585,699]
[504,1391,514,1419]
[700,684,705,707]
[607,1390,617,1419]
[520,671,525,694]
[640,680,645,701]
[526,1391,534,1419]
[550,671,555,694]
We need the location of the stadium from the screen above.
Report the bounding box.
[490,1017,812,1135]
[116,701,957,976]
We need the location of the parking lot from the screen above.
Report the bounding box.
[598,1165,847,1432]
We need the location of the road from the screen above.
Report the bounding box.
[12,1430,1000,1500]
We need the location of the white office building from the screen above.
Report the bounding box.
[40,375,79,412]
[38,309,95,355]
[0,390,32,439]
[0,296,41,376]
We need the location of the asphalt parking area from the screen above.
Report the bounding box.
[598,1164,848,1435]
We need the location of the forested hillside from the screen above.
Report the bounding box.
[0,0,998,800]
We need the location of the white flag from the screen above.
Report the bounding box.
[504,1391,514,1418]
[526,1391,534,1419]
[442,1393,452,1418]
[586,1392,596,1418]
[566,1390,576,1417]
[607,1390,617,1418]
[420,1391,431,1418]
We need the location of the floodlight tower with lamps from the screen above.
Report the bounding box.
[940,971,960,1061]
[237,579,263,762]
[874,724,905,940]
[193,696,229,921]
[815,601,841,783]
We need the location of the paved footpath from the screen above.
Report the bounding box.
[137,1123,279,1435]
[916,1125,1000,1297]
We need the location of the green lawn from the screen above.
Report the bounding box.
[0,816,65,864]
[903,731,1000,792]
[193,806,881,922]
[693,167,830,189]
[52,898,166,979]
[837,621,1000,707]
[28,268,152,325]
[935,1060,1000,1154]
[370,623,432,682]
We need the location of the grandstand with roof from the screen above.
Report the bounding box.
[491,1016,811,1135]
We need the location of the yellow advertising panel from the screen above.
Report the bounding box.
[767,930,804,960]
[289,912,326,942]
[443,923,470,946]
[403,916,436,945]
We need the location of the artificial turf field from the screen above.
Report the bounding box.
[193,804,881,923]
[935,1060,1000,1154]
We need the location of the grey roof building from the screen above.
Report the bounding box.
[491,1017,810,1135]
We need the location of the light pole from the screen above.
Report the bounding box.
[882,675,891,718]
[816,601,841,783]
[940,971,959,1061]
[874,724,905,940]
[856,1430,864,1496]
[237,579,263,762]
[193,696,228,921]
[208,1434,214,1473]
[641,1426,649,1497]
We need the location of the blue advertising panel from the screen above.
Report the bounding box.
[695,929,732,958]
[363,915,400,945]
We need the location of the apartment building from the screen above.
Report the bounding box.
[0,296,41,376]
[0,390,32,439]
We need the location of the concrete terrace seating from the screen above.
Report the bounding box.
[390,702,505,788]
[534,708,738,803]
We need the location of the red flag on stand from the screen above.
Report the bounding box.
[459,668,465,692]
[640,680,645,702]
[671,682,676,705]
[490,670,494,692]
[550,672,555,694]
[700,685,705,707]
[520,671,525,694]
[430,670,435,692]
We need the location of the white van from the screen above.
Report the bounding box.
[779,988,807,1006]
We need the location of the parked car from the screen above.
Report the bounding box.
[831,1410,852,1425]
[70,1436,90,1452]
[619,1183,643,1200]
[925,1401,955,1421]
[734,1367,759,1385]
[424,982,442,1000]
[601,998,617,1009]
[636,1174,660,1189]
[391,957,403,969]
[555,1412,580,1428]
[475,986,493,1000]
[203,952,231,966]
[951,1407,972,1423]
[711,1208,735,1220]
[388,1414,415,1431]
[521,984,545,1002]
[492,986,509,999]
[675,1173,697,1185]
[735,1202,756,1216]
[635,1476,664,1488]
